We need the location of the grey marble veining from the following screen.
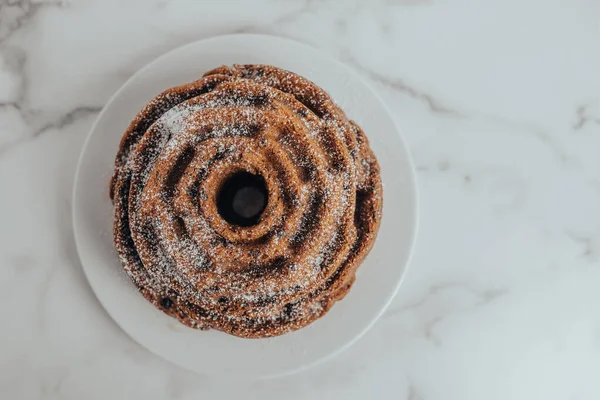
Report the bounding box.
[0,0,599,399]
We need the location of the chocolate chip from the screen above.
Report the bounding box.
[160,297,174,309]
[283,303,294,318]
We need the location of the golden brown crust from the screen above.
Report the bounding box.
[111,64,383,338]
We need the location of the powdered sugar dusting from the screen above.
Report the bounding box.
[111,64,383,337]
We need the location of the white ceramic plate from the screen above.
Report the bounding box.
[72,34,418,379]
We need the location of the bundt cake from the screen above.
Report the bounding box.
[110,64,383,338]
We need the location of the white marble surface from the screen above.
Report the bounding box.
[1,0,599,399]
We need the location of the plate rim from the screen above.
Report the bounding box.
[72,33,419,379]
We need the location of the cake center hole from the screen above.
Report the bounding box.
[217,172,268,227]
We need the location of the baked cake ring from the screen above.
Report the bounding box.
[110,64,383,338]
